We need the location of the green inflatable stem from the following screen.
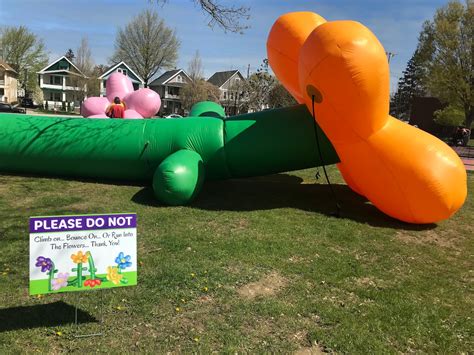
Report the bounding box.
[0,104,339,205]
[153,150,205,205]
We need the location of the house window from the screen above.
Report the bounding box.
[223,91,227,100]
[49,92,61,101]
[0,88,4,96]
[122,69,127,76]
[50,76,61,85]
[230,92,234,100]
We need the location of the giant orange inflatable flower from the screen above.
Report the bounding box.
[267,12,466,223]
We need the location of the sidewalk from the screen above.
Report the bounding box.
[452,146,474,171]
[26,109,83,118]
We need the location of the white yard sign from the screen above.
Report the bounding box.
[29,213,137,295]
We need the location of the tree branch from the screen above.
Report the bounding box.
[151,0,250,33]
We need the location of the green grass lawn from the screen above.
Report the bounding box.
[0,167,472,353]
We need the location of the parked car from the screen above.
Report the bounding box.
[20,98,39,109]
[0,103,26,114]
[164,114,183,118]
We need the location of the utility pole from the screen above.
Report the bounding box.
[247,64,250,79]
[386,51,397,64]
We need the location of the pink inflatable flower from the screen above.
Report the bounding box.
[81,72,161,119]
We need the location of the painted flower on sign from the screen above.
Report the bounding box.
[84,279,102,288]
[35,256,53,272]
[51,272,69,290]
[70,251,89,264]
[106,266,123,285]
[115,252,132,270]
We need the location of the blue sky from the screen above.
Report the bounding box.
[0,0,447,91]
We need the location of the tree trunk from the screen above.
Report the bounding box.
[465,107,473,130]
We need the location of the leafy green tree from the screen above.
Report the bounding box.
[434,105,466,126]
[425,0,473,128]
[111,9,180,87]
[245,59,297,111]
[0,26,48,93]
[245,59,275,112]
[268,82,297,108]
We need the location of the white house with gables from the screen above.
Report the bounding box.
[149,69,192,116]
[98,62,144,97]
[207,70,246,115]
[0,60,18,103]
[38,56,87,109]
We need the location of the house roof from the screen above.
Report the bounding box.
[149,69,191,86]
[98,61,144,84]
[0,61,17,74]
[37,56,86,76]
[207,70,242,88]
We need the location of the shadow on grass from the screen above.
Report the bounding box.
[132,173,436,231]
[0,171,146,187]
[0,301,96,332]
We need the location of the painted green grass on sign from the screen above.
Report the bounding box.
[0,167,472,353]
[29,272,137,295]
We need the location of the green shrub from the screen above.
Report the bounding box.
[434,105,465,127]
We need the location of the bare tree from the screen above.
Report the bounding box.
[188,50,204,81]
[111,9,180,87]
[75,37,94,76]
[181,51,220,110]
[152,0,250,33]
[70,37,98,101]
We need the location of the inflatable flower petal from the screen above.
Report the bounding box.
[81,72,161,119]
[124,89,161,118]
[106,72,134,102]
[123,109,143,119]
[81,97,110,117]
